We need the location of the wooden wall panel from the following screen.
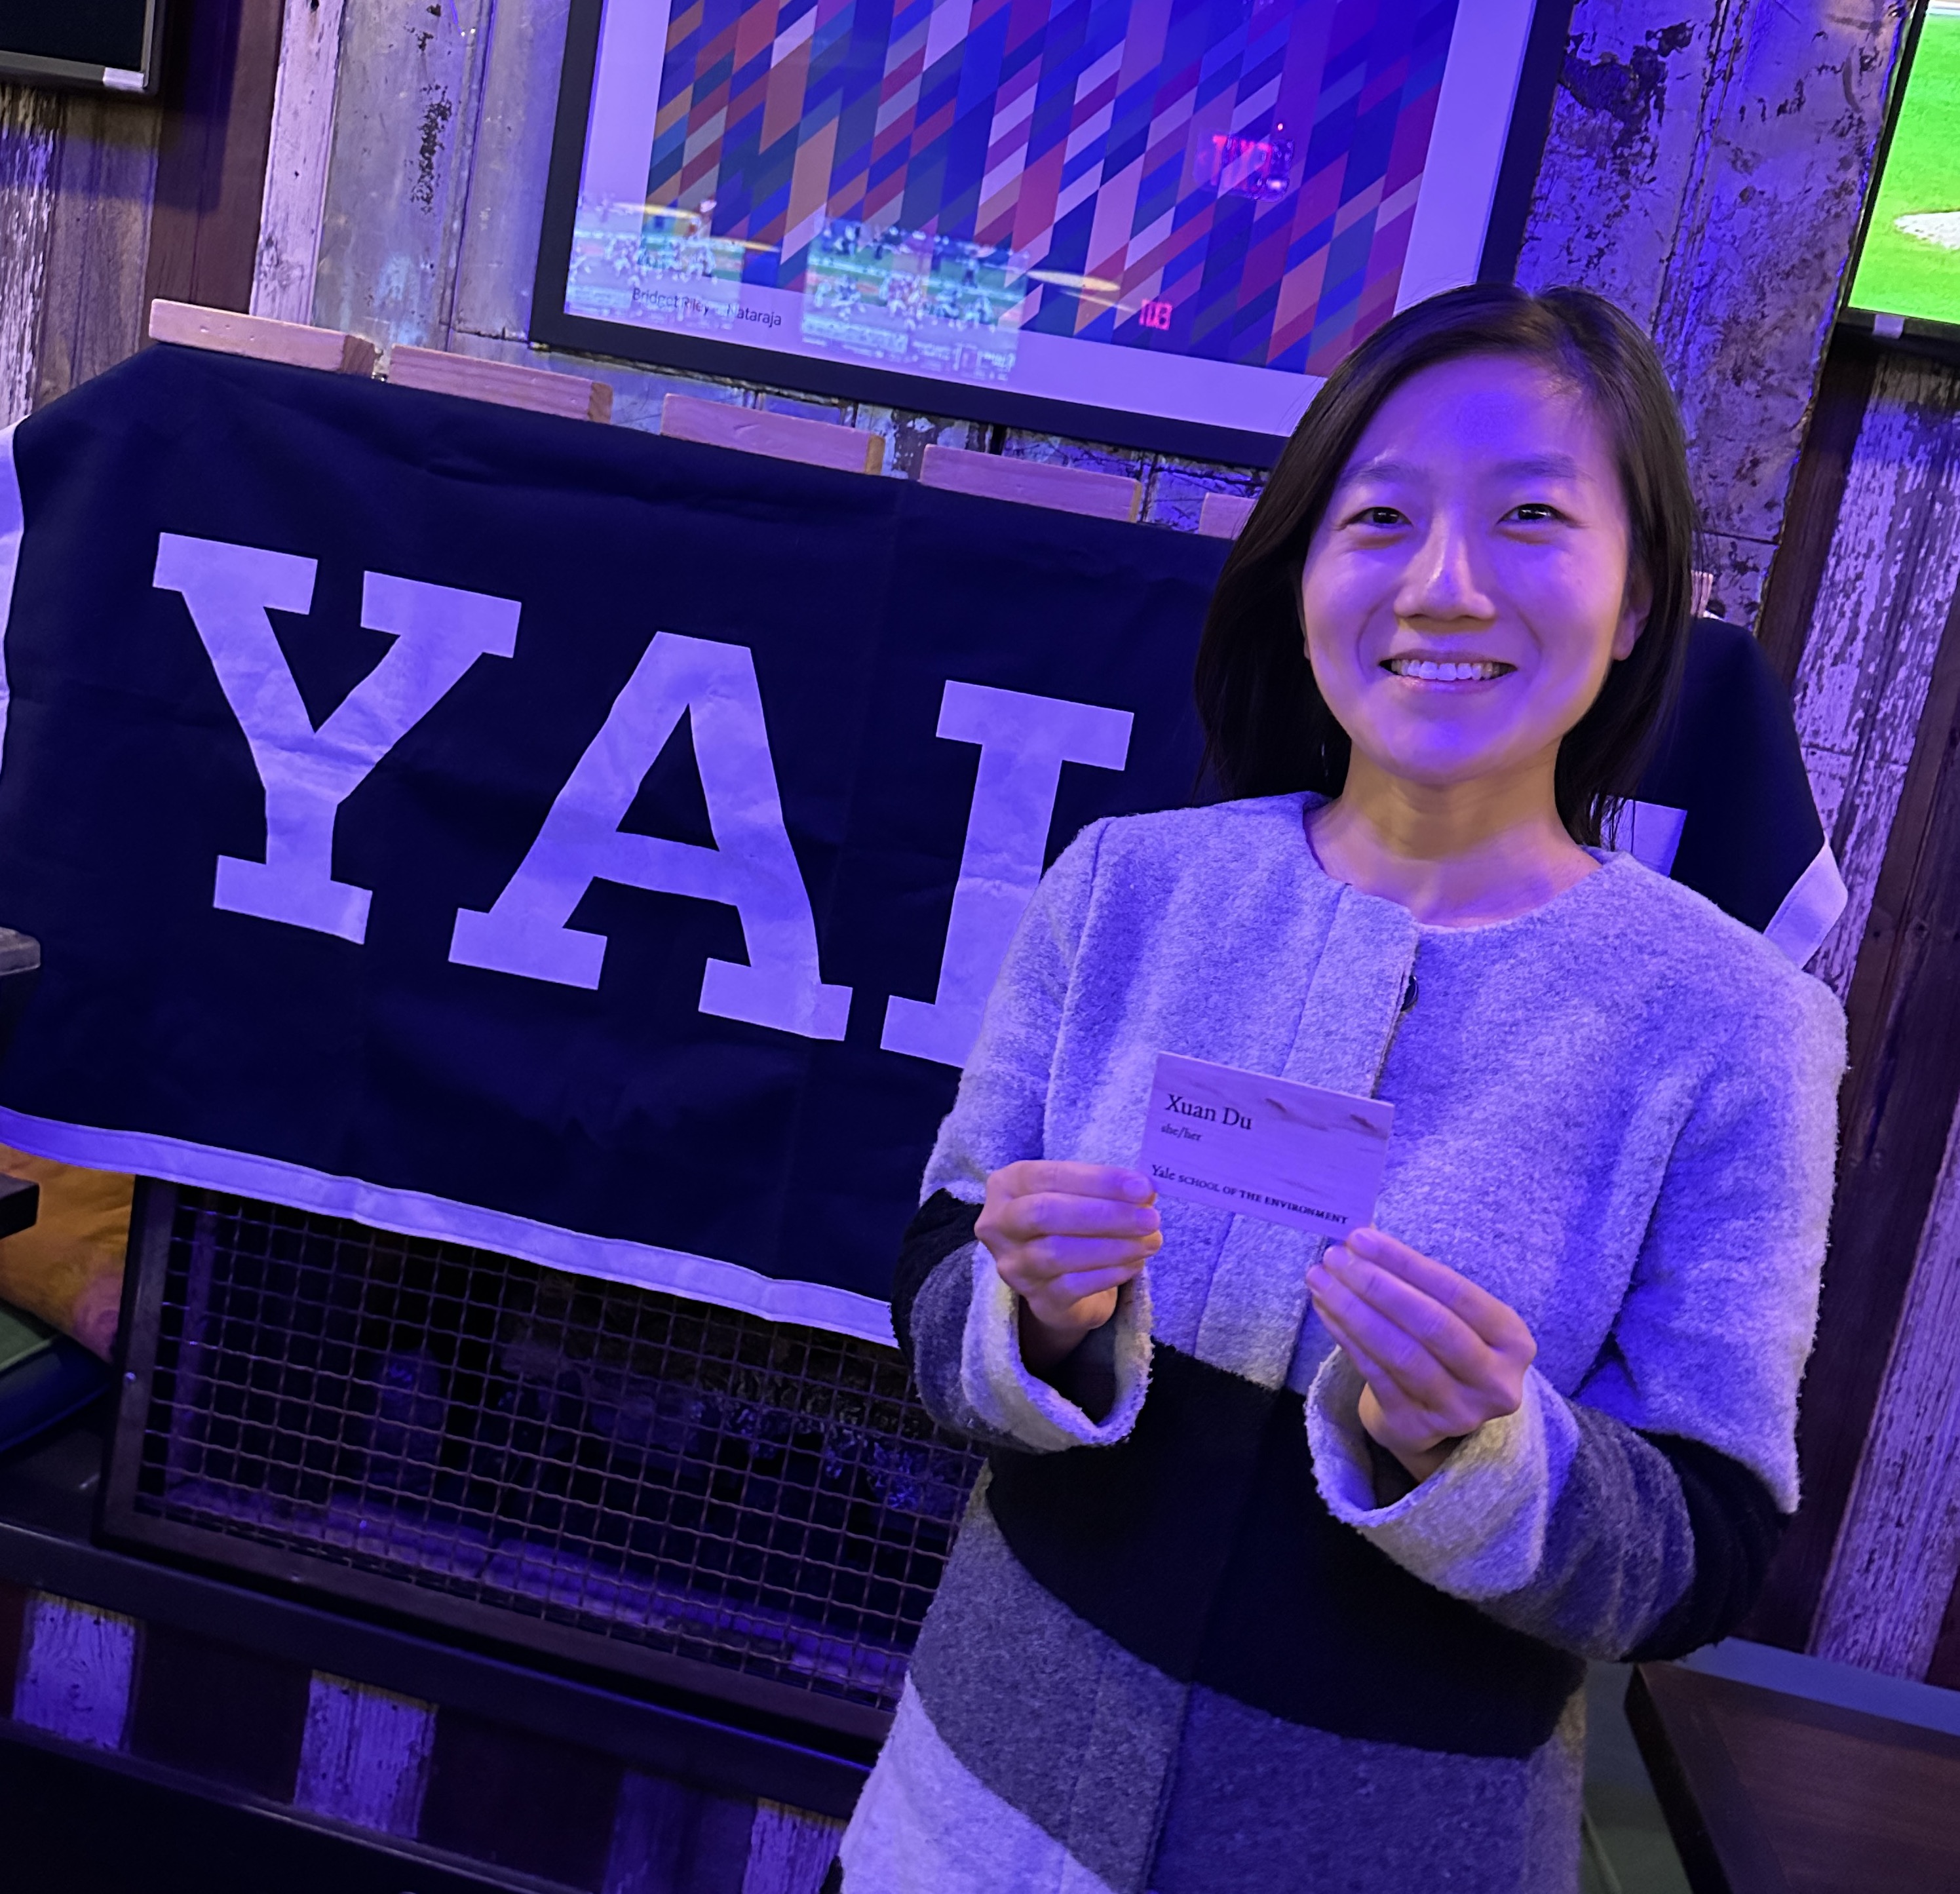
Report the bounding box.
[1757,335,1885,689]
[1651,3,1899,555]
[144,0,286,316]
[1813,1089,1960,1678]
[448,0,569,347]
[31,96,163,408]
[1779,582,1960,1669]
[309,0,495,350]
[252,0,348,322]
[1789,353,1960,1004]
[0,88,62,428]
[1518,0,1903,630]
[1750,533,1960,1657]
[1514,3,1716,332]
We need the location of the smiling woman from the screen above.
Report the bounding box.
[1197,288,1697,855]
[833,286,1845,1894]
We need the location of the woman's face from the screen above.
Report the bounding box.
[1298,353,1649,800]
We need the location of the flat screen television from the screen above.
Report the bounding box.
[1846,1,1960,341]
[530,0,1575,464]
[0,0,165,94]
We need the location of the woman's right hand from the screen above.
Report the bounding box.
[976,1161,1162,1371]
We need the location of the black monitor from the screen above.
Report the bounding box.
[1844,1,1960,347]
[0,0,165,95]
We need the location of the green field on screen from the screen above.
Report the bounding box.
[1850,11,1960,326]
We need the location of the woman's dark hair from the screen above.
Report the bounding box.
[1193,284,1697,846]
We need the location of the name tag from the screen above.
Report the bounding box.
[1139,1051,1394,1236]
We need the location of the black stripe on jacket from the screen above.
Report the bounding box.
[984,1342,1587,1758]
[1624,1431,1785,1661]
[892,1189,982,1358]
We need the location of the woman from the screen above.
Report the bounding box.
[834,285,1844,1893]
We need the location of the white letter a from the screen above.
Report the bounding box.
[450,632,851,1041]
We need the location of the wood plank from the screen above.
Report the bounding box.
[0,87,62,427]
[309,0,495,351]
[447,330,744,435]
[448,0,571,345]
[1691,531,1776,633]
[664,392,884,474]
[1757,334,1883,689]
[149,298,375,374]
[31,90,164,408]
[1515,3,1718,334]
[920,442,1138,519]
[1648,3,1901,550]
[740,1800,844,1894]
[388,343,609,419]
[1786,353,1960,1001]
[144,0,285,318]
[1813,1079,1960,1678]
[1518,3,1898,592]
[10,1594,138,1750]
[292,1673,436,1838]
[1749,572,1960,1653]
[1196,491,1256,539]
[250,0,347,323]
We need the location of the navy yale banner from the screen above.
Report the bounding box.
[0,345,1222,1340]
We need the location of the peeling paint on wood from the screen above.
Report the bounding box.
[999,429,1153,490]
[1147,459,1261,533]
[310,0,495,350]
[0,87,60,427]
[740,1800,843,1894]
[292,1672,436,1836]
[1790,353,1960,1000]
[11,1594,138,1750]
[1520,1,1902,599]
[1813,1098,1960,1680]
[1691,529,1777,631]
[1517,7,1716,328]
[252,0,350,324]
[855,406,986,478]
[1651,1,1904,549]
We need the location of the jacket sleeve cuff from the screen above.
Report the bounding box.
[1305,1351,1576,1601]
[958,1247,1151,1452]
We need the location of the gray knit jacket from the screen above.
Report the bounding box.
[837,792,1845,1894]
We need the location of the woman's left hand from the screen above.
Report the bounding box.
[1307,1226,1537,1484]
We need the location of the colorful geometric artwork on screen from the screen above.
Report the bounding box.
[569,0,1459,382]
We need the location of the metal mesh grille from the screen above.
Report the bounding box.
[128,1188,982,1710]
